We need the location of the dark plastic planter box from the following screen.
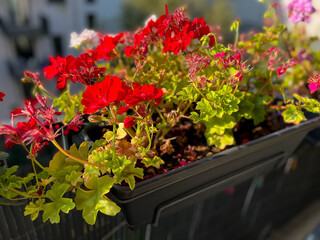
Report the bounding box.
[110,116,320,228]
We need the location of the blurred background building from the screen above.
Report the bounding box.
[0,0,269,122]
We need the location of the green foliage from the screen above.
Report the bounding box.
[75,175,120,225]
[294,94,320,113]
[189,86,241,149]
[53,89,84,123]
[113,156,144,190]
[142,156,164,168]
[282,104,306,124]
[42,183,75,223]
[24,199,45,221]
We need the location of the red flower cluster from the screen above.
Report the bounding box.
[118,83,163,128]
[0,94,61,152]
[44,52,106,89]
[276,59,298,77]
[124,5,215,57]
[81,75,129,114]
[214,51,246,83]
[91,33,124,60]
[262,47,297,77]
[117,83,163,114]
[185,52,210,81]
[0,91,5,102]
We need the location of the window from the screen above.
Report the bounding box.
[53,36,63,56]
[87,14,95,29]
[7,0,30,26]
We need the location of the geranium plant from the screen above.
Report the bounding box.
[1,2,320,225]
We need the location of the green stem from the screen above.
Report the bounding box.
[235,27,239,46]
[39,85,56,99]
[30,157,40,188]
[156,108,166,123]
[112,124,116,163]
[192,82,207,100]
[124,128,135,138]
[51,140,100,167]
[145,124,152,151]
[9,188,32,198]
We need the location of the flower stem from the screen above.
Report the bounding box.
[112,124,116,163]
[30,157,40,188]
[51,139,100,167]
[145,124,152,151]
[9,188,32,198]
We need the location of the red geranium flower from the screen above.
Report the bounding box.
[44,55,76,89]
[124,83,163,107]
[72,52,106,85]
[123,116,136,128]
[81,75,129,114]
[92,33,124,60]
[0,91,5,102]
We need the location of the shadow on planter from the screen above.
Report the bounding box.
[110,116,320,228]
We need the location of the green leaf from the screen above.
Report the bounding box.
[68,142,90,162]
[0,166,23,198]
[75,175,120,225]
[21,173,35,184]
[206,132,235,149]
[116,123,127,139]
[204,115,235,136]
[43,198,75,224]
[142,156,164,169]
[47,151,81,180]
[53,89,84,123]
[103,131,114,142]
[294,94,320,113]
[190,112,200,123]
[24,199,45,221]
[282,104,306,124]
[114,163,144,190]
[90,139,107,152]
[65,170,83,186]
[42,183,75,224]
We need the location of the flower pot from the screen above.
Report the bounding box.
[109,116,320,228]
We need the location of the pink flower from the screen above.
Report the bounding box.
[287,0,315,23]
[308,74,320,93]
[186,53,210,81]
[276,59,298,77]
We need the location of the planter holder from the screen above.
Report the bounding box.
[109,116,320,228]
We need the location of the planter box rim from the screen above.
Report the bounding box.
[112,115,320,198]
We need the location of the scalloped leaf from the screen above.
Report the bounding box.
[205,132,235,149]
[282,104,306,124]
[75,175,120,225]
[42,183,75,224]
[24,198,45,221]
[142,156,164,169]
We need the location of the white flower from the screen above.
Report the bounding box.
[70,29,100,49]
[144,14,157,27]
